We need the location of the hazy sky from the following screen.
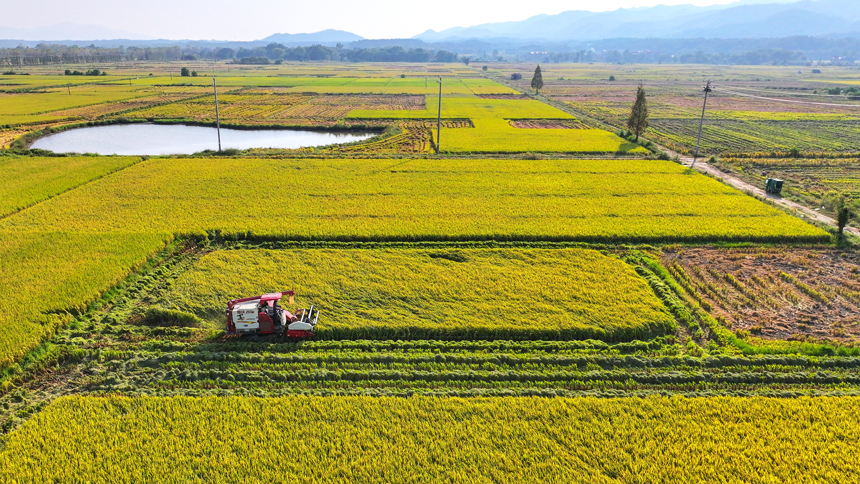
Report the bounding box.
[5,0,765,40]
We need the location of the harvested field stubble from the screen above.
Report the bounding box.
[664,248,860,342]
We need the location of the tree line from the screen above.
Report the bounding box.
[0,44,459,66]
[230,44,458,63]
[526,48,812,66]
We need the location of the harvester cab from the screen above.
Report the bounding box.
[226,291,319,338]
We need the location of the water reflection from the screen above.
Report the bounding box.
[31,123,378,156]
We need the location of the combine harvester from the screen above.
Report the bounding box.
[226,291,319,338]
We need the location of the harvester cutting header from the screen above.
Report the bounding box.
[226,291,319,338]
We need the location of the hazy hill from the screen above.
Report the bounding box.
[415,0,860,41]
[260,29,364,44]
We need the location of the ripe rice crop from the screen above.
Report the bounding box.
[0,158,827,242]
[0,156,141,218]
[2,395,858,483]
[347,95,573,119]
[124,75,506,95]
[349,96,640,153]
[0,86,151,117]
[442,118,644,153]
[128,93,427,123]
[156,248,676,341]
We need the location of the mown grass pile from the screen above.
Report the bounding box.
[2,395,858,483]
[155,248,675,341]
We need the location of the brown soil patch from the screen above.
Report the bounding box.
[509,119,585,129]
[476,94,529,100]
[663,248,860,343]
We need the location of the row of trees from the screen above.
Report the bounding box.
[0,44,459,66]
[0,45,184,65]
[528,48,813,66]
[64,69,107,76]
[230,44,459,63]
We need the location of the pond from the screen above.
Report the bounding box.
[30,123,378,155]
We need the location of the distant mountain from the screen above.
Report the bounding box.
[414,0,860,41]
[0,23,151,41]
[260,29,363,44]
[0,28,365,49]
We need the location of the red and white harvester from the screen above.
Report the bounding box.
[226,291,319,338]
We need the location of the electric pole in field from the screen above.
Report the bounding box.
[436,76,442,154]
[213,77,222,152]
[691,80,713,169]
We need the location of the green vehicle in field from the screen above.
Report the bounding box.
[765,178,784,195]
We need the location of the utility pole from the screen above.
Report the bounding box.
[436,76,442,154]
[691,80,713,169]
[213,77,222,152]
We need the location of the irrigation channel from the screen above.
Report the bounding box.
[31,123,377,155]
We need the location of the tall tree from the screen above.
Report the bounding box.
[838,206,851,235]
[531,65,543,94]
[837,195,852,236]
[627,83,649,141]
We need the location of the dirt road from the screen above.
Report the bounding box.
[681,157,859,237]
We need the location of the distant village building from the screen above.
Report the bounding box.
[511,73,522,80]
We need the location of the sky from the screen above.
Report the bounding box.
[1,0,790,41]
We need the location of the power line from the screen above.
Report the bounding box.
[714,88,860,108]
[691,80,712,169]
[713,83,859,98]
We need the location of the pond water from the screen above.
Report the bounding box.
[31,123,378,155]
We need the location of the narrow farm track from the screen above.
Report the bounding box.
[681,158,860,237]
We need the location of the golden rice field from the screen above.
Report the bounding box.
[0,158,827,242]
[0,155,141,217]
[442,118,642,153]
[0,232,172,371]
[156,248,675,340]
[108,75,515,95]
[0,86,152,117]
[2,395,858,483]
